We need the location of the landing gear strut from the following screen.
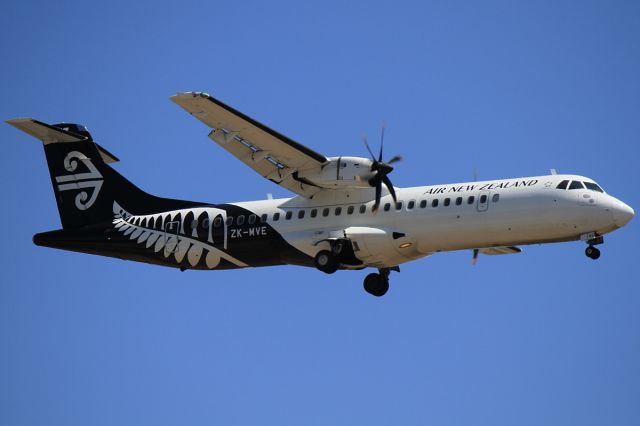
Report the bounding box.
[363,267,398,297]
[582,233,603,260]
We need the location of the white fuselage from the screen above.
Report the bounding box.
[230,174,634,268]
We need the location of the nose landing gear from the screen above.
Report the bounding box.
[582,232,604,260]
[585,245,601,260]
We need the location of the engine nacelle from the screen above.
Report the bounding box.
[344,226,423,268]
[297,156,373,189]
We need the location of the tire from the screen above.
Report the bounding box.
[585,246,600,260]
[363,273,389,297]
[315,250,339,274]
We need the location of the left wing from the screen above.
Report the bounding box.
[170,92,328,198]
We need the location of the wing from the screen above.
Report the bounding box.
[170,92,328,198]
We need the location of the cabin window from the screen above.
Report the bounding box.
[408,200,415,210]
[226,217,234,226]
[492,194,500,202]
[396,201,403,210]
[248,215,256,225]
[384,203,391,212]
[347,206,355,214]
[467,196,475,205]
[432,199,439,207]
[311,209,318,218]
[322,208,330,217]
[273,212,280,221]
[569,180,584,190]
[237,215,245,226]
[444,198,451,207]
[359,205,366,214]
[335,207,342,216]
[584,182,604,193]
[214,217,223,227]
[260,214,267,223]
[455,197,462,206]
[419,200,427,208]
[480,194,487,204]
[556,180,569,190]
[285,211,293,220]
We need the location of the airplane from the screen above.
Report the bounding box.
[6,92,634,297]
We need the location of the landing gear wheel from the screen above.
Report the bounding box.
[315,250,339,274]
[585,245,601,260]
[363,273,389,297]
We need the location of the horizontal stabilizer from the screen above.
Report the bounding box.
[6,118,119,163]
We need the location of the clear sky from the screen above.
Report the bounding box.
[1,1,639,425]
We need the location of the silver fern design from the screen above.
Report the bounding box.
[112,202,247,269]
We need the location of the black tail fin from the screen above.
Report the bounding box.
[7,118,201,229]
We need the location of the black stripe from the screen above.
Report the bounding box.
[203,95,328,164]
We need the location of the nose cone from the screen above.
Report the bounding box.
[613,200,634,227]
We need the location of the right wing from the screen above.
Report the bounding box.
[170,92,329,198]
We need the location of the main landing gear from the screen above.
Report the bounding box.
[583,233,604,260]
[363,267,399,297]
[314,250,339,274]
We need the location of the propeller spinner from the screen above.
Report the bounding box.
[362,126,402,214]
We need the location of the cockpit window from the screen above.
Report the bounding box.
[568,180,584,190]
[556,180,569,190]
[583,182,604,193]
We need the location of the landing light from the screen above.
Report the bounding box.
[399,242,412,249]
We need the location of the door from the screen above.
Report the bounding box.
[477,190,490,212]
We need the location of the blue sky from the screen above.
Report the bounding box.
[1,1,639,425]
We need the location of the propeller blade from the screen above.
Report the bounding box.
[472,249,479,265]
[387,155,402,164]
[362,133,376,162]
[378,125,385,162]
[382,174,397,204]
[372,176,382,214]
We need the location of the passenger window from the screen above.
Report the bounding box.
[432,199,439,207]
[480,194,487,203]
[285,211,292,220]
[556,180,569,190]
[584,182,604,193]
[260,214,267,223]
[419,200,427,208]
[248,214,256,225]
[384,203,391,212]
[467,196,475,204]
[273,212,280,221]
[298,210,305,219]
[214,217,222,227]
[226,217,234,226]
[347,206,355,215]
[311,209,318,218]
[568,180,584,190]
[444,198,450,207]
[236,215,245,226]
[455,197,462,206]
[396,201,403,210]
[492,194,500,202]
[322,208,330,217]
[335,207,342,216]
[359,205,366,214]
[408,200,415,210]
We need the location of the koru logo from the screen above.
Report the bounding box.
[54,151,103,210]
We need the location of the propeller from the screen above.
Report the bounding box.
[362,125,402,214]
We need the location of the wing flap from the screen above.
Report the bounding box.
[171,92,328,197]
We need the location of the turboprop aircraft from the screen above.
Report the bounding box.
[7,92,634,296]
